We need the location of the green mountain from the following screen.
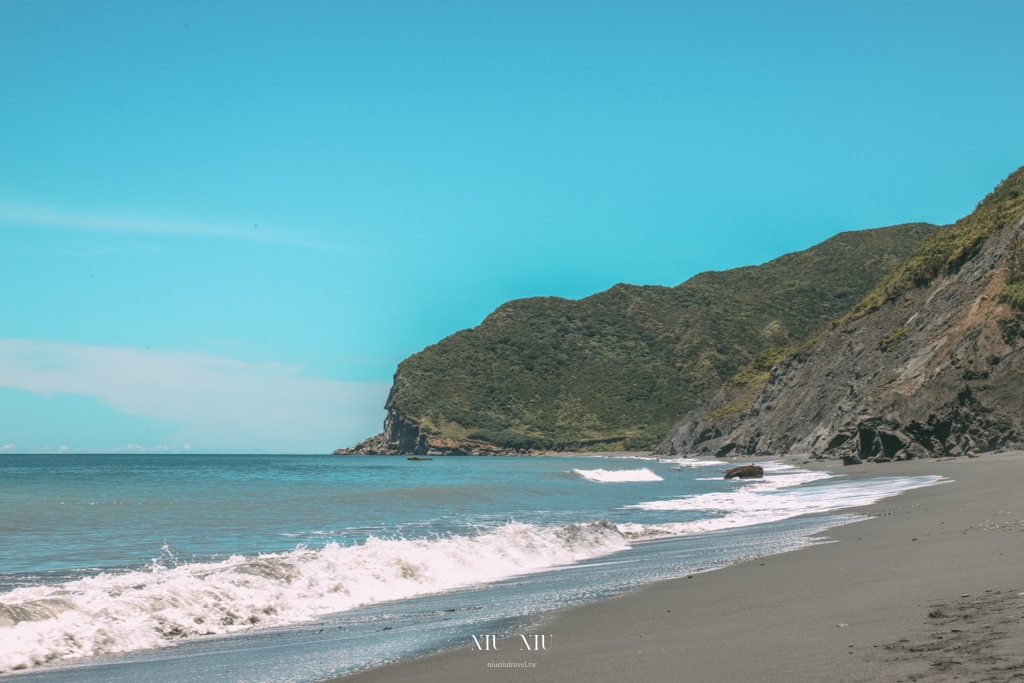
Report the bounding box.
[654,166,1024,461]
[338,221,938,455]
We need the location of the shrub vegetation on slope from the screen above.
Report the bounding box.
[387,223,937,451]
[1001,236,1024,310]
[848,167,1024,319]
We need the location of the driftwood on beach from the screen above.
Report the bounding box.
[723,465,764,480]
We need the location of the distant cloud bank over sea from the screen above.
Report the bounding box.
[0,339,388,453]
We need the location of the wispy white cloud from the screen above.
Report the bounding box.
[0,201,350,252]
[0,339,389,453]
[0,444,13,451]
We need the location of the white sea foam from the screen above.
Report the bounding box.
[657,458,727,466]
[571,468,664,482]
[624,463,946,537]
[0,521,629,673]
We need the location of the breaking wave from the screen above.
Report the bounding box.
[623,463,946,537]
[658,458,728,467]
[0,521,629,673]
[571,468,663,482]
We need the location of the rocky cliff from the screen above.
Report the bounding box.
[335,407,545,455]
[656,168,1024,462]
[337,222,938,455]
[334,384,545,455]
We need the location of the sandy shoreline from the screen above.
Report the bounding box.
[330,451,1024,683]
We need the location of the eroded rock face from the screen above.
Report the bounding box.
[723,465,764,479]
[334,408,545,456]
[656,215,1024,462]
[334,408,426,455]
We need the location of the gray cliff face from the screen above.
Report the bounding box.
[334,407,545,455]
[655,215,1024,462]
[335,379,429,454]
[333,408,427,455]
[335,381,544,456]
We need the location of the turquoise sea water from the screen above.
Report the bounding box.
[0,454,942,681]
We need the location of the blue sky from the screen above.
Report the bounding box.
[2,1,1023,453]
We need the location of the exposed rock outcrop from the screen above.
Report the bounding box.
[334,402,426,454]
[656,205,1024,463]
[335,406,545,456]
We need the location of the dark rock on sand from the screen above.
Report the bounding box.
[723,465,764,479]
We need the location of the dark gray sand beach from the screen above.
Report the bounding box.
[333,451,1024,683]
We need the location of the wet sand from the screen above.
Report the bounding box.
[329,451,1024,683]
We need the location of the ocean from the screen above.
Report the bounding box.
[0,453,942,682]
